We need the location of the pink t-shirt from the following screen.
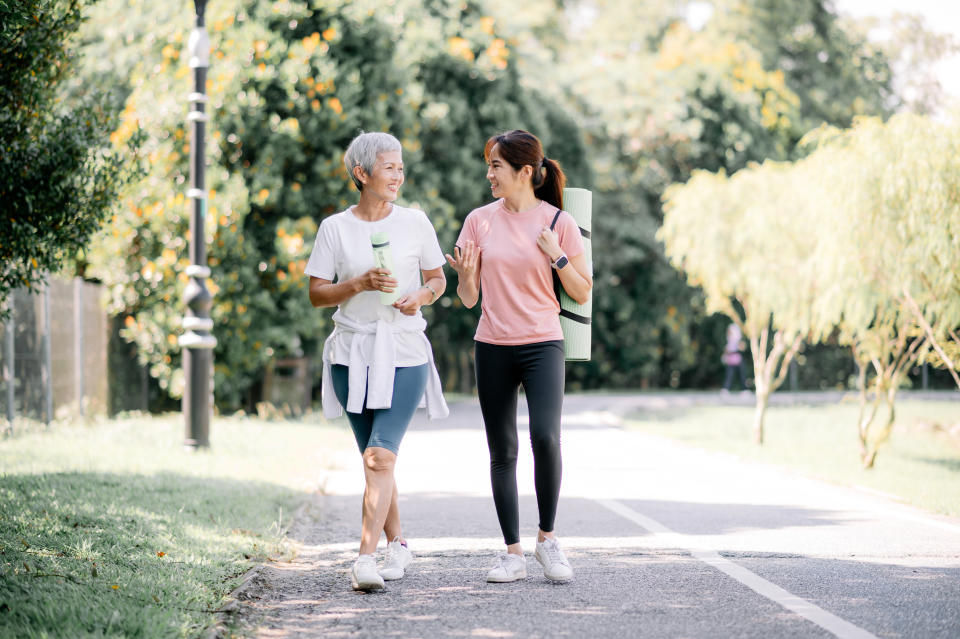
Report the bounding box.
[456,199,585,345]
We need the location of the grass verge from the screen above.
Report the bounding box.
[624,398,960,517]
[0,413,354,638]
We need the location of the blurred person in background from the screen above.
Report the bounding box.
[721,322,748,394]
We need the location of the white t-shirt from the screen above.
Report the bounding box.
[305,204,446,367]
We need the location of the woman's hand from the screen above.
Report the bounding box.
[359,267,398,293]
[393,287,432,316]
[536,227,562,261]
[444,240,479,280]
[444,240,480,309]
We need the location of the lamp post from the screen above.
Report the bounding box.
[180,0,217,449]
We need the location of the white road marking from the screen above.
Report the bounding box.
[598,498,880,639]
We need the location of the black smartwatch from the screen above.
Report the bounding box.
[552,253,568,270]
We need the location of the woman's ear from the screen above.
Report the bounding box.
[353,165,367,187]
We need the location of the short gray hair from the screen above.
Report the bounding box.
[343,131,402,191]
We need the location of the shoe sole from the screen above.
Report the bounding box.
[486,570,527,583]
[379,570,404,581]
[351,575,384,591]
[535,553,573,582]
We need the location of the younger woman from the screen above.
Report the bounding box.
[446,129,592,583]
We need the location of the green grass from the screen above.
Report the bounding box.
[0,413,354,639]
[625,399,960,517]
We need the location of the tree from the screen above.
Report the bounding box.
[499,0,896,390]
[0,0,140,320]
[876,116,960,387]
[853,12,960,116]
[803,115,958,465]
[706,0,895,127]
[660,161,811,443]
[663,112,960,463]
[80,0,589,409]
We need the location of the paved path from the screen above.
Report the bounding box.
[235,393,960,638]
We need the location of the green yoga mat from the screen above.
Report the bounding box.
[559,187,592,361]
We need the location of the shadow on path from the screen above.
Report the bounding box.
[228,493,960,639]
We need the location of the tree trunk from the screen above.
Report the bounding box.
[863,380,899,469]
[854,354,877,463]
[753,388,769,445]
[749,330,798,446]
[861,380,898,469]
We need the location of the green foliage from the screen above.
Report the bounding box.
[518,0,900,390]
[80,0,588,409]
[553,5,810,388]
[660,111,960,456]
[854,12,960,116]
[69,0,913,403]
[707,0,895,128]
[0,0,142,319]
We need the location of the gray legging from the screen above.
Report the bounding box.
[474,339,565,546]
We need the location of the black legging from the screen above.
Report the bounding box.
[475,339,565,546]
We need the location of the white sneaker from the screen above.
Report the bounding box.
[379,538,412,581]
[535,537,573,582]
[351,554,384,591]
[486,553,527,583]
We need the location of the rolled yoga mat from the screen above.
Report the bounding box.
[559,187,592,361]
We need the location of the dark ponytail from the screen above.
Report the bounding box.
[484,129,566,210]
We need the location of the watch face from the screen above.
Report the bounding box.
[555,256,568,269]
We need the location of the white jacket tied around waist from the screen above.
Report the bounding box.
[321,309,449,420]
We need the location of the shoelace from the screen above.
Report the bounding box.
[384,545,399,566]
[543,542,569,567]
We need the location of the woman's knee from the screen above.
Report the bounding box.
[529,428,561,455]
[363,446,397,473]
[488,440,518,466]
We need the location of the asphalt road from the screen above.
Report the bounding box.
[236,393,960,638]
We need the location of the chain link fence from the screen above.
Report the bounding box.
[1,277,110,426]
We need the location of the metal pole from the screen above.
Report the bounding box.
[4,299,14,428]
[42,278,53,424]
[180,0,217,449]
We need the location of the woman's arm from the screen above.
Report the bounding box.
[444,240,480,309]
[308,269,397,308]
[537,228,592,305]
[422,267,446,303]
[393,266,446,316]
[554,254,592,305]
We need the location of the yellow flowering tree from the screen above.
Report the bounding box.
[81,0,589,408]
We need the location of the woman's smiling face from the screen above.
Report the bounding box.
[486,144,529,200]
[362,151,404,201]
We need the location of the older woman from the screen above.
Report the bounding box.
[306,131,448,591]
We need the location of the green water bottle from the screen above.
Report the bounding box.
[370,231,401,305]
